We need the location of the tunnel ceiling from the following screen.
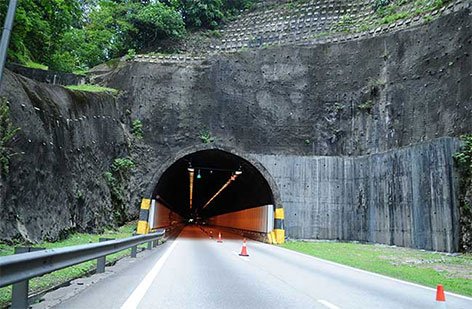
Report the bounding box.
[154,150,274,218]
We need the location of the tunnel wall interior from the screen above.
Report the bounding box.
[207,205,274,233]
[150,198,184,229]
[255,137,461,252]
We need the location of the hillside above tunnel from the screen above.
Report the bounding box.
[0,1,470,252]
[130,0,468,63]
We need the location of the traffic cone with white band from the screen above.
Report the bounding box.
[239,238,249,256]
[217,232,223,243]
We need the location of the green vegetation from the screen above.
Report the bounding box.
[454,135,472,173]
[199,130,214,144]
[454,135,472,251]
[373,0,391,11]
[24,61,48,70]
[331,14,355,33]
[0,97,20,177]
[1,0,256,73]
[65,84,119,95]
[331,0,449,34]
[205,29,223,38]
[358,100,375,112]
[131,119,144,139]
[281,241,472,297]
[0,222,147,308]
[104,158,136,224]
[125,49,137,61]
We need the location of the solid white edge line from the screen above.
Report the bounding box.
[271,244,472,301]
[120,239,179,309]
[318,299,341,309]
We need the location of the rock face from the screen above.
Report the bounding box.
[106,8,471,157]
[0,7,470,250]
[0,72,128,242]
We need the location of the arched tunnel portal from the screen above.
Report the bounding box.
[149,148,284,242]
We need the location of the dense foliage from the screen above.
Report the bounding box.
[0,0,255,72]
[104,157,136,224]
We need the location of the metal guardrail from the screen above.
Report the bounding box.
[0,231,164,287]
[0,230,164,308]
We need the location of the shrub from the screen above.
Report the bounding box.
[455,135,472,174]
[373,0,391,11]
[105,157,135,224]
[131,119,144,139]
[199,130,214,144]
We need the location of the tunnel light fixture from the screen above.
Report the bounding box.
[202,172,241,210]
[197,170,202,179]
[188,167,194,209]
[235,170,242,175]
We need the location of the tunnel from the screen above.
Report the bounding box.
[153,149,275,221]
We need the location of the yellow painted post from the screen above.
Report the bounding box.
[137,198,151,234]
[274,207,285,244]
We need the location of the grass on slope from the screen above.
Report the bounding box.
[332,0,450,34]
[24,61,48,70]
[65,84,119,95]
[281,241,472,297]
[0,222,146,308]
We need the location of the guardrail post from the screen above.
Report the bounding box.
[11,247,44,309]
[130,233,137,258]
[147,241,153,250]
[130,244,137,258]
[96,238,114,273]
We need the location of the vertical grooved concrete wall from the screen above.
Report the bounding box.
[255,138,460,252]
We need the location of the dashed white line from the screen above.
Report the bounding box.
[318,299,341,309]
[120,239,179,309]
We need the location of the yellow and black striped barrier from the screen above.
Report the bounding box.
[137,198,151,235]
[274,207,285,244]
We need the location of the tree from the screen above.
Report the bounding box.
[166,0,225,29]
[130,1,186,49]
[1,0,256,72]
[0,0,81,66]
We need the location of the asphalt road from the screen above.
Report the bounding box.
[42,225,472,309]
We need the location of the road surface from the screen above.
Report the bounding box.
[38,225,472,309]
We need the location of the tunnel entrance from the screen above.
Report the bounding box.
[153,149,276,221]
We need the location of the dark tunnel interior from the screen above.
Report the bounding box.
[153,150,274,219]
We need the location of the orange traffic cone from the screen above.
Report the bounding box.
[436,284,446,308]
[217,232,223,243]
[239,238,249,256]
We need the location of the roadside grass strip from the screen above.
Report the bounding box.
[281,241,472,297]
[0,222,147,307]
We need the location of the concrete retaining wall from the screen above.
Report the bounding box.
[255,137,461,252]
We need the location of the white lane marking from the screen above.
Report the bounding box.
[273,245,472,301]
[318,299,340,309]
[121,240,179,309]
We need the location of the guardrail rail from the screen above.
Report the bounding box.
[0,230,165,308]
